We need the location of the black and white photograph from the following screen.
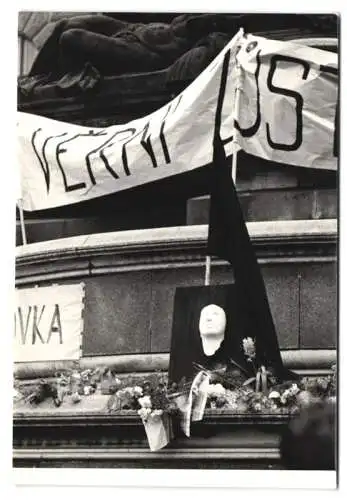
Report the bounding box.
[9,4,340,492]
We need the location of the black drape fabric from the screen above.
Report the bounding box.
[207,134,298,381]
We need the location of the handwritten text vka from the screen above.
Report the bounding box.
[14,304,63,345]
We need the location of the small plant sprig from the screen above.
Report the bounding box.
[240,337,272,394]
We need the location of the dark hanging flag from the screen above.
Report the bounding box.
[207,133,297,381]
[205,47,296,382]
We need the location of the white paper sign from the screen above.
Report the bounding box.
[14,283,84,362]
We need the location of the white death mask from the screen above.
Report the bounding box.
[199,304,226,356]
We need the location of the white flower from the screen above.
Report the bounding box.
[242,337,256,360]
[225,390,238,404]
[133,386,143,397]
[281,389,290,404]
[207,383,226,398]
[124,387,135,397]
[138,395,152,408]
[83,385,91,396]
[269,391,281,400]
[151,409,163,416]
[214,383,226,395]
[289,383,300,396]
[138,407,152,421]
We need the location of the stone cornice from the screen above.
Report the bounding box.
[15,220,337,284]
[16,219,337,264]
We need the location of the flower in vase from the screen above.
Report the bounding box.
[242,337,256,361]
[138,407,152,421]
[151,409,164,420]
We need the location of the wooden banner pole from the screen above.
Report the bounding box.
[17,199,27,245]
[231,62,242,183]
[204,255,211,285]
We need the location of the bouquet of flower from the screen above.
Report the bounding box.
[136,393,174,451]
[107,373,176,412]
[109,374,176,451]
[206,383,229,409]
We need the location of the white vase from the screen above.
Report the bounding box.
[142,413,173,451]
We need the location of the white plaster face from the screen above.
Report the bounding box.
[199,304,226,356]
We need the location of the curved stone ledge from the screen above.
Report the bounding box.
[16,219,337,262]
[14,349,336,379]
[15,219,337,285]
[15,219,337,289]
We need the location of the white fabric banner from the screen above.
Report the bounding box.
[17,30,243,211]
[234,35,338,170]
[14,283,84,362]
[17,30,337,211]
